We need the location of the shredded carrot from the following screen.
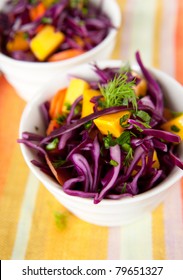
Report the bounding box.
[45,154,70,185]
[48,49,85,62]
[35,24,44,33]
[46,119,59,135]
[29,2,46,21]
[163,108,173,120]
[73,36,85,47]
[49,88,67,119]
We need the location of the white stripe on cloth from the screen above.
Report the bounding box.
[159,0,178,76]
[11,172,39,260]
[164,181,183,260]
[122,0,157,65]
[120,214,153,260]
[117,0,157,260]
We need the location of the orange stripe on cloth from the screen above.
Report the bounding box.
[151,0,166,260]
[152,0,163,68]
[0,145,29,259]
[0,76,28,259]
[175,0,183,84]
[25,184,108,260]
[0,76,26,195]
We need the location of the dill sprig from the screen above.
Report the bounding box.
[99,73,137,110]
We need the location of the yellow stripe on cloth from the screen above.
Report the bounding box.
[0,145,29,259]
[152,0,163,68]
[111,0,127,59]
[25,184,108,260]
[151,0,166,260]
[152,204,166,259]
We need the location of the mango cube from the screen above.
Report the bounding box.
[152,150,160,169]
[161,114,183,140]
[134,79,147,97]
[94,111,130,138]
[30,25,65,61]
[63,78,90,112]
[82,89,101,118]
[132,150,160,176]
[7,32,29,52]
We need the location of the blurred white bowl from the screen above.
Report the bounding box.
[0,0,121,102]
[19,60,183,226]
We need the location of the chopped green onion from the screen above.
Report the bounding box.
[46,138,59,150]
[109,159,119,167]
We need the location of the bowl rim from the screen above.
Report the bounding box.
[0,0,121,69]
[19,59,183,206]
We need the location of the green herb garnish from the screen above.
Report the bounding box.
[99,73,137,110]
[103,131,134,166]
[46,138,59,150]
[116,130,131,146]
[54,211,68,229]
[64,102,72,111]
[84,120,92,130]
[52,158,66,168]
[170,111,183,118]
[41,17,52,24]
[56,114,66,125]
[103,132,116,149]
[171,125,180,133]
[120,62,131,74]
[29,0,38,4]
[23,32,29,40]
[135,110,151,124]
[121,183,127,194]
[70,0,88,9]
[109,159,119,167]
[120,113,130,128]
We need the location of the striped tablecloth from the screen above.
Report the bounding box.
[1,0,183,260]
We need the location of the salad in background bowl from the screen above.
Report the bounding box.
[0,0,121,101]
[18,52,183,226]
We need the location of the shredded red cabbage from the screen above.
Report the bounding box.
[18,52,183,203]
[0,0,113,62]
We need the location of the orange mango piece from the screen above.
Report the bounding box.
[7,32,29,52]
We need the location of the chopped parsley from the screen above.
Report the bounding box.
[84,120,92,130]
[135,110,151,124]
[54,211,68,229]
[52,158,66,168]
[120,113,130,128]
[103,131,134,166]
[171,125,180,133]
[64,102,72,111]
[56,114,66,125]
[103,132,116,149]
[41,17,53,24]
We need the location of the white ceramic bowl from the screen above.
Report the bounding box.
[19,60,183,226]
[0,0,121,102]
